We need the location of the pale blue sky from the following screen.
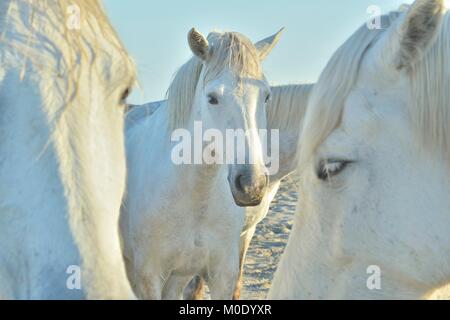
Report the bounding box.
[104,0,411,104]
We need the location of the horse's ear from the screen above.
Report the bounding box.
[254,28,285,60]
[188,28,210,61]
[392,0,444,69]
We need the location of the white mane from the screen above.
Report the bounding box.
[300,8,450,169]
[410,11,450,166]
[268,84,313,132]
[166,31,263,130]
[0,0,136,116]
[0,0,137,299]
[298,11,400,168]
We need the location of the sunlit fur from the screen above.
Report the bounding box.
[298,11,400,170]
[121,29,286,300]
[0,0,136,299]
[271,0,450,300]
[125,83,313,299]
[268,85,313,133]
[268,84,314,180]
[299,1,449,171]
[166,32,262,131]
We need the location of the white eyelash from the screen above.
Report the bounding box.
[324,161,345,174]
[317,160,352,181]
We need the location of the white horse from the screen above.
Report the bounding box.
[0,0,136,299]
[126,84,313,299]
[270,0,450,299]
[121,28,285,300]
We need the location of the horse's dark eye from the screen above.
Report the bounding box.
[317,160,352,181]
[265,94,271,104]
[121,87,132,103]
[208,94,219,105]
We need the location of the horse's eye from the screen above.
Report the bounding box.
[208,94,219,105]
[121,87,132,104]
[265,94,271,104]
[317,160,352,181]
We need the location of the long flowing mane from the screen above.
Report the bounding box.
[0,0,135,112]
[410,10,450,166]
[166,31,263,130]
[268,84,313,132]
[300,7,450,169]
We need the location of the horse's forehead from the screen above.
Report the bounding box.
[340,91,379,132]
[327,89,409,148]
[205,72,268,92]
[92,39,135,86]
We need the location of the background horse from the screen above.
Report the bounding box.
[121,28,283,300]
[270,0,450,299]
[126,84,313,299]
[0,0,136,299]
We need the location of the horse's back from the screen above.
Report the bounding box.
[125,101,165,132]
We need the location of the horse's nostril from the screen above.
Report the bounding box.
[235,174,244,193]
[235,174,267,194]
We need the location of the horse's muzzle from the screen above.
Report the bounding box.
[228,168,269,207]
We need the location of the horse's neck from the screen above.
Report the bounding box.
[128,103,224,195]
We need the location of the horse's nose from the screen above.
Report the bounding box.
[235,173,268,195]
[228,164,270,207]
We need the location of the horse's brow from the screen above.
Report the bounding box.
[240,77,269,90]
